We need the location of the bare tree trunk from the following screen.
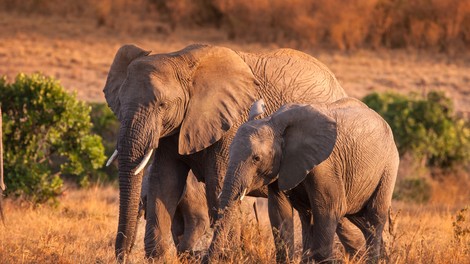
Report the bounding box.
[0,107,4,222]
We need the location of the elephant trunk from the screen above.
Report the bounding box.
[115,168,143,262]
[209,164,251,258]
[115,118,158,262]
[218,169,247,211]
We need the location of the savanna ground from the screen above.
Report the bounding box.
[1,4,470,264]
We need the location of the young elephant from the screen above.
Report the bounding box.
[214,98,399,262]
[139,165,209,254]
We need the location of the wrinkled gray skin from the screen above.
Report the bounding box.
[138,165,209,253]
[103,43,360,262]
[215,98,399,263]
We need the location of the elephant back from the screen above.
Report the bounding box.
[237,49,347,113]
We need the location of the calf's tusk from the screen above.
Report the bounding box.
[239,188,247,201]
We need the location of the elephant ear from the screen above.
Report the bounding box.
[271,104,337,191]
[103,44,151,119]
[178,46,258,155]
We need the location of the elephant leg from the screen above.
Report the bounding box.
[268,183,294,263]
[171,207,184,247]
[347,213,384,264]
[203,163,223,226]
[176,173,210,253]
[349,176,394,262]
[307,213,339,263]
[336,217,366,258]
[144,148,189,259]
[297,209,313,256]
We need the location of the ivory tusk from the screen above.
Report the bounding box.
[106,149,118,167]
[133,149,154,175]
[217,192,222,200]
[248,99,266,121]
[239,188,247,201]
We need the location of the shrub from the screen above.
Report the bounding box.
[89,102,119,180]
[453,207,470,243]
[363,91,470,169]
[393,177,432,203]
[0,74,106,203]
[210,0,470,51]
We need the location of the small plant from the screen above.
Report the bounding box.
[89,102,119,180]
[0,73,106,203]
[453,207,470,243]
[393,177,432,203]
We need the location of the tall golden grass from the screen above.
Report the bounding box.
[0,181,468,263]
[2,0,470,51]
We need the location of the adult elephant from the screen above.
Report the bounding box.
[103,44,355,262]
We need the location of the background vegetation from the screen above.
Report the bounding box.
[1,0,470,52]
[363,91,470,169]
[363,91,470,203]
[0,74,106,203]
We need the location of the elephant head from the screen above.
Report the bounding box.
[218,102,337,212]
[103,44,258,260]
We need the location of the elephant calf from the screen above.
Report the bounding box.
[213,98,399,262]
[139,165,210,254]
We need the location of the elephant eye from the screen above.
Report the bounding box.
[159,102,166,109]
[253,155,261,162]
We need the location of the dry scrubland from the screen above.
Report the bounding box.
[0,186,468,263]
[1,1,470,263]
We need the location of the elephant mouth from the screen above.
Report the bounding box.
[106,148,155,175]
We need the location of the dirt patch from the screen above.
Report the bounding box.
[1,12,469,115]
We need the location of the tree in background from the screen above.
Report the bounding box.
[364,91,470,169]
[0,74,106,203]
[363,91,470,203]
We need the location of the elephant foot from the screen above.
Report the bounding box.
[204,250,233,264]
[145,249,177,263]
[145,240,178,263]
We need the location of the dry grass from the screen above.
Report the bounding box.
[0,183,468,263]
[0,185,143,263]
[2,0,470,51]
[211,0,470,51]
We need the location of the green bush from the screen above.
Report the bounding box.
[393,177,432,203]
[363,91,470,169]
[0,73,106,203]
[89,102,119,180]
